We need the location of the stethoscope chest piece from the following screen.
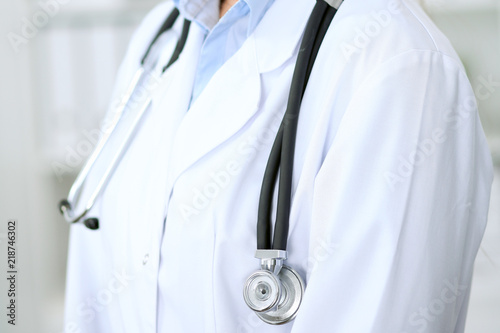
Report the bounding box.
[256,266,304,325]
[243,250,304,325]
[244,269,282,313]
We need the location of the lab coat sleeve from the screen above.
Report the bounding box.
[291,50,493,333]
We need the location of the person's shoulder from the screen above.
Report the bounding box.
[331,0,463,71]
[126,1,177,58]
[105,1,177,108]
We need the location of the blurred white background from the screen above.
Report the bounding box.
[0,0,498,332]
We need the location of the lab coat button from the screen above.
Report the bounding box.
[143,254,149,265]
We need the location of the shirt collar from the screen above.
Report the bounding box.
[242,0,274,32]
[173,0,274,32]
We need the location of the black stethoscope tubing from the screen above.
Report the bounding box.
[141,8,192,74]
[257,1,339,251]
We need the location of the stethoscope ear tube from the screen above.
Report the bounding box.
[59,68,145,226]
[163,19,191,72]
[59,10,192,229]
[60,94,152,228]
[141,8,180,66]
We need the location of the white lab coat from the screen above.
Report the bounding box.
[64,0,494,332]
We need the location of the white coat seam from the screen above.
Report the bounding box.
[401,0,439,52]
[355,49,466,95]
[314,48,466,180]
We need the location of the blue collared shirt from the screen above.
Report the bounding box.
[173,0,274,102]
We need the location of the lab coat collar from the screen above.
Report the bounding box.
[174,0,275,34]
[168,34,262,184]
[253,0,315,73]
[167,0,315,183]
[243,0,275,34]
[174,0,219,31]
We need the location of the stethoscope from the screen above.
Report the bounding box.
[59,0,343,325]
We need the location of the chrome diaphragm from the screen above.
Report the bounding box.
[243,264,304,325]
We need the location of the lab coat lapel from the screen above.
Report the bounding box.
[253,0,315,73]
[168,35,261,182]
[168,0,315,183]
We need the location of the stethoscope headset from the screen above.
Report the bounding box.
[59,0,343,325]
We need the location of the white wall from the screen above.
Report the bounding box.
[0,0,46,332]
